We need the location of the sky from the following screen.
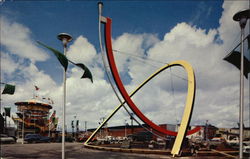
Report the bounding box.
[1,0,250,132]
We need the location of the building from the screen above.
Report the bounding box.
[88,123,178,139]
[88,123,219,141]
[217,127,250,140]
[12,98,57,137]
[187,124,218,140]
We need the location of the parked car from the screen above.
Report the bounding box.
[0,134,16,144]
[127,131,153,142]
[208,137,225,149]
[243,143,250,154]
[55,136,74,143]
[24,134,50,143]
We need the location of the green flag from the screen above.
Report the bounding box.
[37,41,93,82]
[4,107,11,117]
[75,63,93,83]
[71,120,74,128]
[37,41,68,71]
[2,84,15,95]
[52,117,56,123]
[223,51,250,79]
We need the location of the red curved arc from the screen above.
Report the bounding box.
[104,17,200,136]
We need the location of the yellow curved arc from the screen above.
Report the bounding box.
[138,60,195,156]
[85,60,196,157]
[169,60,195,156]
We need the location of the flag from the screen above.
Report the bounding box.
[49,110,56,123]
[37,41,68,71]
[48,98,52,104]
[71,120,74,128]
[223,51,250,79]
[35,85,40,91]
[54,117,59,128]
[4,107,11,117]
[37,41,93,82]
[75,63,93,82]
[2,84,15,95]
[52,117,55,123]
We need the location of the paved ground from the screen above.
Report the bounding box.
[0,143,232,159]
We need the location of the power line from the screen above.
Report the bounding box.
[113,49,190,82]
[113,49,168,65]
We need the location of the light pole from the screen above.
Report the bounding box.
[57,33,72,159]
[85,121,87,132]
[124,120,127,137]
[233,9,250,159]
[22,110,25,144]
[205,120,208,141]
[48,115,51,137]
[130,113,134,134]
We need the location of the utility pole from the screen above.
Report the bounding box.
[124,120,127,137]
[205,120,208,141]
[85,121,87,132]
[130,113,134,134]
[22,110,25,144]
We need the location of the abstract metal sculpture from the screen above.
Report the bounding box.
[85,2,200,156]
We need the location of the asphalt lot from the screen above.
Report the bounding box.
[0,142,233,159]
[0,142,174,159]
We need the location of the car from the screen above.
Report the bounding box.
[24,134,50,143]
[55,136,74,143]
[208,137,225,149]
[243,143,250,154]
[0,134,16,144]
[127,131,153,142]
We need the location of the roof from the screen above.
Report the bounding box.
[15,99,52,109]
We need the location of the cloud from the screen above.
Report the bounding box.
[1,52,20,76]
[1,17,49,63]
[67,36,96,65]
[109,1,249,128]
[218,1,249,49]
[1,1,249,131]
[1,17,57,126]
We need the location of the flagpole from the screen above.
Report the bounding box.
[57,33,72,159]
[233,9,250,159]
[48,119,51,137]
[22,110,25,144]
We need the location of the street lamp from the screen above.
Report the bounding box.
[233,9,250,159]
[57,33,72,159]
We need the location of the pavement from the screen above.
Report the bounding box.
[0,142,233,159]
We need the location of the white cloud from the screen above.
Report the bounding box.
[67,36,96,65]
[1,17,49,63]
[1,52,20,76]
[109,1,249,128]
[1,1,249,131]
[218,1,249,49]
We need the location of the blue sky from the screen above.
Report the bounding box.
[1,1,250,130]
[2,1,223,83]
